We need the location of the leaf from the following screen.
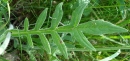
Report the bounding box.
[51,31,68,59]
[0,24,13,55]
[34,8,48,30]
[50,2,63,29]
[77,20,128,35]
[38,33,51,54]
[24,18,29,31]
[0,32,11,55]
[72,30,96,51]
[26,34,34,48]
[70,0,90,27]
[9,2,129,59]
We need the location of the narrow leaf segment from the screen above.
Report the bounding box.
[72,30,96,51]
[50,2,63,29]
[51,31,68,59]
[34,8,48,30]
[70,0,90,27]
[39,33,51,54]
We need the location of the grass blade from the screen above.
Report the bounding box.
[100,35,125,45]
[68,46,130,51]
[38,33,51,54]
[50,2,63,29]
[51,31,68,59]
[99,49,121,61]
[34,8,48,30]
[72,30,96,51]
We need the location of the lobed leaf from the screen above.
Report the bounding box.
[34,8,48,30]
[70,1,90,27]
[77,20,128,35]
[38,33,51,54]
[72,30,96,51]
[50,2,63,29]
[9,2,129,60]
[51,31,68,59]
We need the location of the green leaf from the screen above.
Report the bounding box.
[24,18,29,31]
[34,8,48,30]
[77,20,128,35]
[26,34,34,48]
[51,31,68,59]
[38,33,51,54]
[50,2,63,29]
[9,2,129,60]
[72,30,96,51]
[116,0,126,19]
[70,1,90,27]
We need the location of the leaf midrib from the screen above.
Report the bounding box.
[10,26,73,36]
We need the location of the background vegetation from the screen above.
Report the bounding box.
[0,0,130,61]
